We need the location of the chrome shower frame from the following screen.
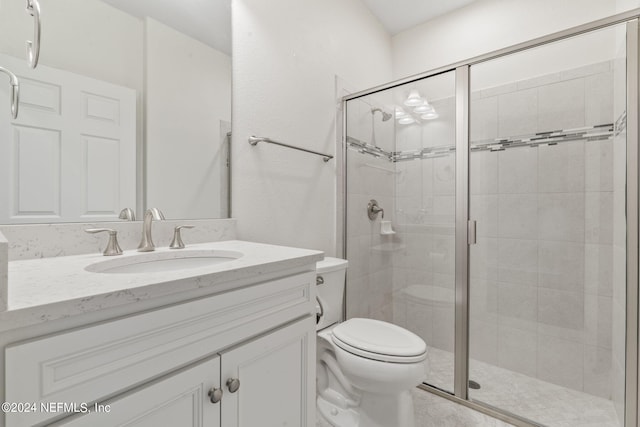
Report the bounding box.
[340,8,640,427]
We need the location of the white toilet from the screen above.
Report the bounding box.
[316,257,427,427]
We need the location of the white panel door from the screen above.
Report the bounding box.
[220,317,316,427]
[52,357,221,427]
[0,53,136,223]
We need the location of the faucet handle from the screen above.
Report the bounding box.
[169,225,195,249]
[118,208,136,221]
[367,199,384,220]
[85,228,123,256]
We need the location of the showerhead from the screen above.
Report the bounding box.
[371,107,392,122]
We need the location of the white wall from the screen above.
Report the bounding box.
[392,0,637,80]
[232,0,393,254]
[145,18,232,219]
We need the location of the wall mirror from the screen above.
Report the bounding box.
[0,0,232,224]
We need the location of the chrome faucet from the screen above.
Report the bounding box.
[367,199,384,220]
[118,207,136,221]
[138,208,165,252]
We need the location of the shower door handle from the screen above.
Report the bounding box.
[468,220,477,245]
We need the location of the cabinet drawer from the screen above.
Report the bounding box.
[5,271,314,427]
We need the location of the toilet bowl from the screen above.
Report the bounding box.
[316,258,428,427]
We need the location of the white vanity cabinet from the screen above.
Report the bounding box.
[54,318,314,427]
[4,270,317,427]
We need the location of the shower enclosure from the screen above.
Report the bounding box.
[343,12,638,427]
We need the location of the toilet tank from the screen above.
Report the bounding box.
[316,257,348,330]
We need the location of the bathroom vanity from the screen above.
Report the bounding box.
[0,239,323,426]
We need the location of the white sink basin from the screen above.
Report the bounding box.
[85,250,243,274]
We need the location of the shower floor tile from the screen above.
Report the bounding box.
[426,346,621,427]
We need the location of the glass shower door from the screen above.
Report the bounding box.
[468,23,628,426]
[344,70,457,393]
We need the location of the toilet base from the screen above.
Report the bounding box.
[317,390,416,427]
[357,390,416,427]
[317,395,359,427]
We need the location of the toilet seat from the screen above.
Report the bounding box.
[331,318,427,364]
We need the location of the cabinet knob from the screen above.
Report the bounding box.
[226,378,240,393]
[208,387,223,404]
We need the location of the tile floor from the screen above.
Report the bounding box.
[316,387,514,426]
[316,346,622,426]
[426,347,621,427]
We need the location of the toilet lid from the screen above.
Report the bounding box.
[332,318,427,363]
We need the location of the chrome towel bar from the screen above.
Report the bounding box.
[248,136,333,162]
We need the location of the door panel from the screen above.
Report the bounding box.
[0,53,136,223]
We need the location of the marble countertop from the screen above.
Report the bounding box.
[0,240,323,332]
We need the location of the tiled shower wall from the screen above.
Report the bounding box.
[390,61,621,400]
[345,96,395,322]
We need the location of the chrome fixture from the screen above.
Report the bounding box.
[208,387,223,404]
[468,380,481,390]
[137,208,165,252]
[371,107,392,121]
[118,207,136,221]
[248,136,333,162]
[25,0,41,68]
[226,378,240,393]
[169,225,195,249]
[367,199,384,220]
[85,228,123,256]
[0,67,19,119]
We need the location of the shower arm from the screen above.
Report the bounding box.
[0,67,19,119]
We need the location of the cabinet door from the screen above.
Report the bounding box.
[220,317,316,427]
[54,357,221,427]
